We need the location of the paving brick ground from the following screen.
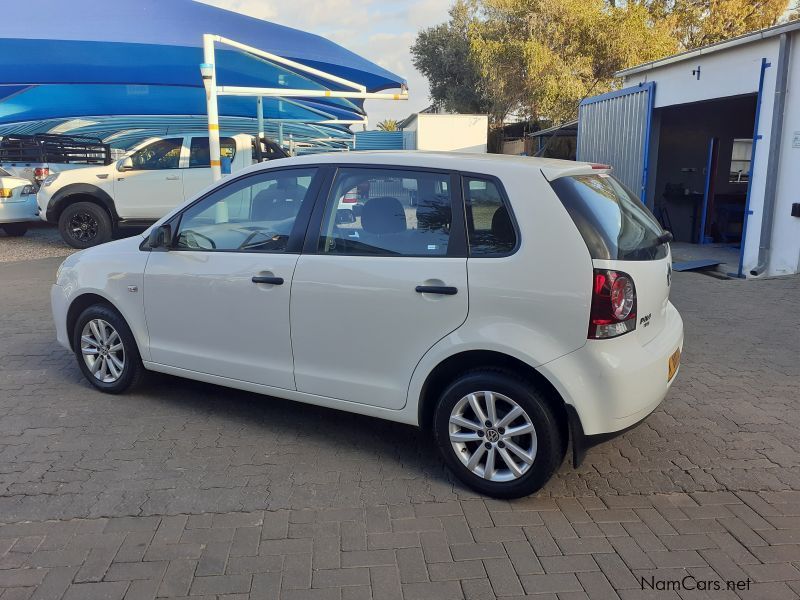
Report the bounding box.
[0,252,798,599]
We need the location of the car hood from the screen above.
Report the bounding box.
[0,175,31,187]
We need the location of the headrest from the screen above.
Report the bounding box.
[416,196,451,232]
[361,196,406,234]
[491,205,515,245]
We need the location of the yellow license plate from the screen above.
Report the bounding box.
[668,348,681,381]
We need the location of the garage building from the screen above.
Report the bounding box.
[577,20,800,278]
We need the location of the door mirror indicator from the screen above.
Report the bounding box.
[148,224,172,250]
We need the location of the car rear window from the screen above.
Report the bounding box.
[550,174,667,261]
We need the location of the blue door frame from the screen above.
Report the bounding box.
[735,57,770,278]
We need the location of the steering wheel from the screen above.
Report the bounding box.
[238,229,288,251]
[180,229,216,250]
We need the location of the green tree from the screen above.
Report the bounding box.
[376,119,400,131]
[616,0,792,48]
[469,0,678,124]
[411,1,491,115]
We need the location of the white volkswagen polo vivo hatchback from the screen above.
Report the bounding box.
[51,152,683,498]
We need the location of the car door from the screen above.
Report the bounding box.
[143,166,321,389]
[290,166,469,410]
[114,137,185,219]
[182,136,238,200]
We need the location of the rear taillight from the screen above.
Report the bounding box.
[342,192,358,204]
[588,269,637,339]
[34,167,49,180]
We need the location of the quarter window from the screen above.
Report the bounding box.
[129,138,182,170]
[174,168,317,252]
[319,168,453,256]
[189,137,237,168]
[464,177,517,255]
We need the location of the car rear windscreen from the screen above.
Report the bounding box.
[550,174,667,261]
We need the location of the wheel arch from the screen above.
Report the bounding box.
[46,184,118,224]
[65,292,146,362]
[416,350,570,455]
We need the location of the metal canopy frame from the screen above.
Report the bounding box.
[202,34,408,180]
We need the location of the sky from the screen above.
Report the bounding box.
[198,0,453,128]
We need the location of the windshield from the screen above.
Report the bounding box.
[550,174,668,261]
[0,167,10,177]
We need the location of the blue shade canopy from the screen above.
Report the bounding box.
[0,0,405,146]
[0,0,405,93]
[0,85,364,126]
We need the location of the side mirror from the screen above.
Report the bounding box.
[335,208,356,225]
[352,204,363,218]
[147,224,172,250]
[118,157,134,171]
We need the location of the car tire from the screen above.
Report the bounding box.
[72,304,144,394]
[433,369,564,498]
[1,223,28,236]
[59,201,113,248]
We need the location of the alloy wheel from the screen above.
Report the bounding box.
[449,390,537,482]
[69,212,99,243]
[80,319,125,383]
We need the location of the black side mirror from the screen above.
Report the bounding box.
[335,209,356,225]
[148,224,172,250]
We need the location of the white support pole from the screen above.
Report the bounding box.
[217,86,408,101]
[278,122,284,146]
[256,96,265,141]
[202,34,222,182]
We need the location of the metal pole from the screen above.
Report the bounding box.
[256,96,265,142]
[203,34,222,182]
[278,122,284,146]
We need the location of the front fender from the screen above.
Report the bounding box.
[46,183,117,223]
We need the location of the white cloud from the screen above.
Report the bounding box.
[197,0,452,125]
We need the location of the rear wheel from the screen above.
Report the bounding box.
[72,304,143,394]
[59,201,112,248]
[1,223,28,237]
[433,369,564,498]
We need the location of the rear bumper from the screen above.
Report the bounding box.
[540,301,684,437]
[0,195,38,223]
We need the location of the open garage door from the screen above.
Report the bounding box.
[577,82,654,200]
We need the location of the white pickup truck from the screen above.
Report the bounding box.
[37,133,288,248]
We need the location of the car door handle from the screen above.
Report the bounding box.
[252,275,284,285]
[415,285,458,295]
[166,175,180,180]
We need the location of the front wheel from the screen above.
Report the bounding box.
[72,304,143,394]
[58,202,112,248]
[1,223,28,237]
[433,369,564,498]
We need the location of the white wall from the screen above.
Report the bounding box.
[414,114,488,153]
[624,35,800,277]
[769,32,800,276]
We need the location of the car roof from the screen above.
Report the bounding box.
[242,151,602,180]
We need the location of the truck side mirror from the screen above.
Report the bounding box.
[118,157,134,171]
[147,224,172,250]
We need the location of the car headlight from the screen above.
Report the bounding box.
[43,173,59,187]
[21,185,36,196]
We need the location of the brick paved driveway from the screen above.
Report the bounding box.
[0,255,798,599]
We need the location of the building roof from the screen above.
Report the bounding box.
[616,19,800,78]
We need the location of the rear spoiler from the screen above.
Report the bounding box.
[540,162,612,182]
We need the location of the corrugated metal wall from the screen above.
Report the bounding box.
[353,130,404,150]
[577,83,653,198]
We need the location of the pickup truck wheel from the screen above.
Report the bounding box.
[1,223,28,237]
[59,202,112,248]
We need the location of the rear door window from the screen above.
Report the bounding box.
[550,174,667,260]
[189,137,236,167]
[464,177,517,256]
